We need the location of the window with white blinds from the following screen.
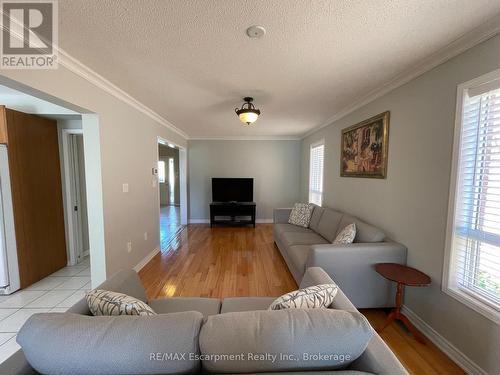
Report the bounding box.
[445,72,500,323]
[309,142,324,206]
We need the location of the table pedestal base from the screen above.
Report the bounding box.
[377,282,426,344]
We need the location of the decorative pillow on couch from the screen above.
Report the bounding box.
[269,283,338,310]
[288,203,314,228]
[333,223,356,244]
[86,289,156,316]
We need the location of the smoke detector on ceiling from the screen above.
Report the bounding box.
[246,25,266,39]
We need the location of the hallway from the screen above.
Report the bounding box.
[160,205,182,251]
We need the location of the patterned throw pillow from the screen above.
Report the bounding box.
[269,284,338,310]
[288,203,314,228]
[85,289,157,316]
[333,223,356,244]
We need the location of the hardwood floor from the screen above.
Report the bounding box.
[139,224,465,375]
[140,224,297,298]
[159,205,182,251]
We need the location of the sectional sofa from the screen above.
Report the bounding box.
[274,205,407,308]
[1,268,407,375]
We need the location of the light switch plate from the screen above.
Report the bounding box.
[122,183,129,193]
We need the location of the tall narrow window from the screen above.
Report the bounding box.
[158,160,166,183]
[445,71,500,323]
[168,158,175,204]
[309,142,324,206]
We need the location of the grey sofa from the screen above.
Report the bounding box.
[1,268,407,375]
[274,205,407,308]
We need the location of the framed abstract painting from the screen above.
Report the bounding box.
[340,111,390,178]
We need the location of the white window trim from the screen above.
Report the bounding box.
[309,139,325,206]
[443,67,500,325]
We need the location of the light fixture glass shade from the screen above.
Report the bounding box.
[239,111,259,124]
[235,97,261,125]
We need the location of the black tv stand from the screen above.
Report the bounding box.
[210,202,256,228]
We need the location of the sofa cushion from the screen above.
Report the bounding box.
[269,284,338,310]
[149,297,221,317]
[334,223,356,245]
[274,223,313,238]
[86,289,157,316]
[309,205,325,232]
[336,215,385,243]
[199,309,373,373]
[287,245,312,274]
[18,312,203,375]
[220,297,275,313]
[316,208,344,242]
[281,232,329,247]
[288,203,314,227]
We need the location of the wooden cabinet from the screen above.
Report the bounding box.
[0,106,67,288]
[209,202,256,227]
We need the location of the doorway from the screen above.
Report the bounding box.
[61,128,90,266]
[157,141,184,250]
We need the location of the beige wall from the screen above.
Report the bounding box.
[0,65,187,284]
[301,34,500,373]
[188,140,301,221]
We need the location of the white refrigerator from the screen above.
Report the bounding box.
[0,144,20,294]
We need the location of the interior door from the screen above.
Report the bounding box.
[69,134,83,263]
[0,107,67,288]
[68,134,89,263]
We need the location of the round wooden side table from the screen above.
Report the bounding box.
[375,263,431,344]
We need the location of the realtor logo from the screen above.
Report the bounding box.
[1,0,58,69]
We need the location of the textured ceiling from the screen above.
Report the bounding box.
[58,0,500,138]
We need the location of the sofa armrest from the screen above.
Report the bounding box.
[273,208,292,224]
[299,267,335,288]
[306,241,407,308]
[94,269,148,303]
[307,241,407,267]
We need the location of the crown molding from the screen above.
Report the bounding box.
[57,49,190,140]
[301,14,500,139]
[188,135,301,141]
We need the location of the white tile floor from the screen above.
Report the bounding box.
[0,258,91,363]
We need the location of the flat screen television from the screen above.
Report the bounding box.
[212,178,253,203]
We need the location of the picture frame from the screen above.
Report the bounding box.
[340,111,390,178]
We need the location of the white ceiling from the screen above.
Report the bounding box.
[58,0,500,138]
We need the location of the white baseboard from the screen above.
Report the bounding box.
[188,218,273,224]
[401,305,487,375]
[133,247,160,272]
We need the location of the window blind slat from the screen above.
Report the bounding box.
[309,144,324,206]
[449,86,500,310]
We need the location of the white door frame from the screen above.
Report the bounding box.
[61,128,85,266]
[157,137,187,226]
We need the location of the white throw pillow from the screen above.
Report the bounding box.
[86,289,157,316]
[288,203,314,228]
[269,284,338,310]
[333,223,356,244]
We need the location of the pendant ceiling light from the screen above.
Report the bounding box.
[235,97,261,125]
